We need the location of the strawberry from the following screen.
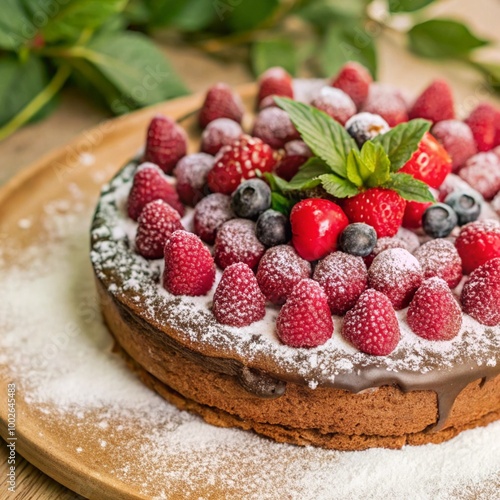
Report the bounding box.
[207,135,277,195]
[407,277,462,341]
[163,230,216,296]
[311,87,356,125]
[201,118,243,156]
[198,83,244,129]
[331,61,372,109]
[144,115,187,174]
[212,262,266,327]
[256,245,311,305]
[461,257,500,326]
[455,219,500,274]
[174,153,214,206]
[127,163,184,220]
[135,200,183,259]
[465,103,497,152]
[313,252,367,315]
[409,79,455,123]
[402,200,432,229]
[257,67,294,105]
[342,188,406,238]
[342,289,400,356]
[276,279,333,348]
[193,193,235,244]
[458,152,500,200]
[252,107,299,149]
[361,83,409,127]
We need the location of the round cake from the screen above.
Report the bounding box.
[91,65,500,451]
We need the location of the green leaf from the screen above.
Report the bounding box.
[346,142,391,187]
[388,0,435,12]
[408,19,489,59]
[271,192,295,215]
[0,1,34,50]
[384,173,435,203]
[473,61,500,91]
[296,0,365,29]
[372,119,431,172]
[251,38,297,76]
[287,157,331,190]
[224,0,279,32]
[318,173,359,198]
[147,0,217,30]
[275,98,357,178]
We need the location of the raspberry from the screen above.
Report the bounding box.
[331,61,372,109]
[407,277,462,340]
[311,87,356,125]
[368,248,423,310]
[174,153,214,206]
[284,140,312,157]
[431,120,477,171]
[363,236,410,268]
[313,252,367,315]
[465,103,497,152]
[276,279,333,348]
[135,200,183,259]
[163,230,215,296]
[461,257,500,326]
[361,83,408,127]
[458,152,500,200]
[414,239,463,289]
[259,94,279,109]
[212,262,266,326]
[257,67,294,105]
[198,83,244,128]
[402,200,432,229]
[274,140,312,181]
[396,227,421,253]
[455,219,500,274]
[342,289,400,356]
[144,115,187,174]
[409,79,455,123]
[193,193,234,244]
[252,107,299,149]
[207,135,277,195]
[201,118,243,156]
[127,163,184,221]
[214,219,266,270]
[256,245,311,305]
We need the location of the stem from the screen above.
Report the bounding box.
[0,64,71,141]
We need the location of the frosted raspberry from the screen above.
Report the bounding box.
[252,107,299,149]
[174,153,214,206]
[361,83,408,126]
[201,118,243,156]
[364,236,410,268]
[458,152,500,200]
[465,103,497,152]
[396,227,420,253]
[311,87,356,125]
[331,61,372,108]
[193,193,235,244]
[274,140,312,181]
[409,80,455,123]
[257,67,294,104]
[199,83,244,128]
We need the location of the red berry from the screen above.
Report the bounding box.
[455,219,500,274]
[257,67,294,105]
[342,289,400,356]
[214,219,266,271]
[207,135,277,195]
[363,236,410,268]
[409,79,455,123]
[290,198,349,261]
[276,279,333,348]
[174,153,214,206]
[212,263,266,326]
[274,140,312,181]
[311,87,356,125]
[144,115,187,174]
[458,152,500,200]
[399,132,452,189]
[199,83,244,129]
[252,107,299,149]
[127,163,184,221]
[135,200,183,259]
[201,118,243,156]
[259,94,280,109]
[256,245,311,305]
[331,62,372,109]
[343,188,406,238]
[402,200,432,229]
[313,252,367,315]
[368,248,423,310]
[163,230,215,296]
[414,239,463,289]
[461,257,500,326]
[361,83,408,127]
[193,193,235,244]
[465,103,497,152]
[407,277,462,340]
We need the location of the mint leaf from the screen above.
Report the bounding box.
[271,192,295,215]
[385,173,435,203]
[318,174,359,199]
[287,157,331,190]
[372,119,431,172]
[347,142,391,188]
[275,98,357,178]
[0,2,34,50]
[251,38,297,76]
[389,0,435,12]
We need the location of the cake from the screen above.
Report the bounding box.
[91,64,500,451]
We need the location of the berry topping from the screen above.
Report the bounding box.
[444,190,482,226]
[274,140,312,181]
[256,245,311,304]
[331,61,372,108]
[135,200,183,259]
[455,219,500,274]
[342,289,400,356]
[361,83,409,127]
[311,87,356,125]
[257,67,294,105]
[402,200,432,229]
[276,279,333,348]
[214,219,266,270]
[338,223,377,257]
[174,153,214,206]
[363,236,410,268]
[407,277,462,341]
[422,203,458,238]
[199,83,244,129]
[458,152,500,200]
[193,193,235,244]
[207,135,277,195]
[464,103,497,152]
[212,262,266,327]
[252,107,299,149]
[345,112,390,148]
[144,115,187,174]
[163,230,216,296]
[127,163,184,221]
[290,198,349,261]
[397,227,421,253]
[255,209,291,247]
[231,179,271,220]
[201,118,243,156]
[413,239,463,289]
[313,251,368,315]
[368,248,423,310]
[409,79,455,123]
[461,257,500,326]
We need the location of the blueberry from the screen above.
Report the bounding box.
[339,223,377,257]
[256,209,291,247]
[444,190,482,226]
[231,179,271,219]
[422,203,458,238]
[345,112,390,147]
